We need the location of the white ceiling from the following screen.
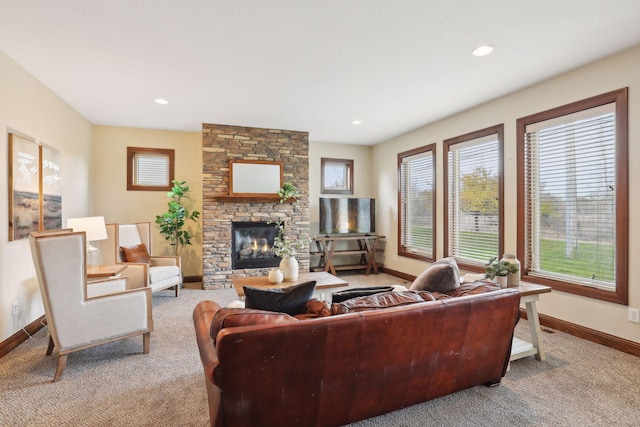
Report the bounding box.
[1,1,640,145]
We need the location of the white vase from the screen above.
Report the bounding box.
[500,253,521,287]
[279,256,299,282]
[496,275,508,289]
[267,268,284,284]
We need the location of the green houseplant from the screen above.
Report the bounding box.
[155,180,201,256]
[485,256,519,288]
[277,182,301,203]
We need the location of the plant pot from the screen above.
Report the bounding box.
[495,275,508,289]
[279,256,299,282]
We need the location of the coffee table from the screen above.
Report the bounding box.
[232,271,348,298]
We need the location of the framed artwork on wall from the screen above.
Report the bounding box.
[8,133,41,240]
[321,158,353,194]
[40,144,62,230]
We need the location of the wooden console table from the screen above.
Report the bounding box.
[310,235,384,275]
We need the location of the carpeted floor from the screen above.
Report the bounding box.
[1,272,639,426]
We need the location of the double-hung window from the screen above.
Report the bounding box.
[444,125,504,269]
[398,144,435,261]
[516,88,628,304]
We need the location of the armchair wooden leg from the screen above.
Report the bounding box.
[143,332,151,354]
[46,336,55,355]
[53,354,67,382]
[174,284,180,297]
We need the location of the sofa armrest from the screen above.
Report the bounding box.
[193,300,222,383]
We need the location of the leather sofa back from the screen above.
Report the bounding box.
[199,288,520,426]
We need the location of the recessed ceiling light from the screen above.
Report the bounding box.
[472,45,494,57]
[155,98,169,105]
[351,119,362,125]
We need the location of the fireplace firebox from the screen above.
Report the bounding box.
[231,222,280,270]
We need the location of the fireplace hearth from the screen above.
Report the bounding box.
[231,222,280,270]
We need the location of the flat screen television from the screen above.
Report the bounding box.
[319,197,375,235]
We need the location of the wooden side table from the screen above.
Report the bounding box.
[510,282,552,361]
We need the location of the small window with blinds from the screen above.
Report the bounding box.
[517,88,628,304]
[398,144,435,261]
[127,147,175,191]
[444,125,504,270]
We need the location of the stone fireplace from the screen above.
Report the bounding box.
[202,123,309,289]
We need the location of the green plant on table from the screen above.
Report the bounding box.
[155,180,201,256]
[485,256,519,280]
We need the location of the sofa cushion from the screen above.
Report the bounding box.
[331,290,435,315]
[448,280,500,297]
[210,308,298,343]
[331,286,396,304]
[294,298,332,319]
[410,257,460,293]
[120,243,151,264]
[244,280,316,316]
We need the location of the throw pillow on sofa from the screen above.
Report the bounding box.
[410,257,460,293]
[244,280,316,316]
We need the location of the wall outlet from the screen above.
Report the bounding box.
[629,307,640,323]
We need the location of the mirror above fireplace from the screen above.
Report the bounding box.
[229,160,283,198]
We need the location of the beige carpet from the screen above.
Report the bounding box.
[1,272,639,426]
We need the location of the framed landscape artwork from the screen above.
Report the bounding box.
[41,144,62,230]
[8,133,41,240]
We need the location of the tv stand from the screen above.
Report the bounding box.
[310,235,384,275]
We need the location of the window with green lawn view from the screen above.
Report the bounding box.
[398,144,435,261]
[444,125,504,269]
[517,88,628,304]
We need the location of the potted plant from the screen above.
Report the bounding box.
[485,256,519,288]
[277,182,301,203]
[155,180,201,256]
[270,220,310,281]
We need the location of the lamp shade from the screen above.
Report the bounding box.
[66,216,108,242]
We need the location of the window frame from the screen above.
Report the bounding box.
[397,144,436,262]
[443,124,504,272]
[516,88,628,304]
[126,147,175,191]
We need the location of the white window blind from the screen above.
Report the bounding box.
[447,135,499,264]
[400,149,434,258]
[134,153,170,187]
[524,103,616,289]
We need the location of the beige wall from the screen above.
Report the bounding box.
[0,50,93,341]
[308,142,374,235]
[373,44,640,344]
[92,126,203,278]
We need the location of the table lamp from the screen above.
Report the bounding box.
[67,216,108,266]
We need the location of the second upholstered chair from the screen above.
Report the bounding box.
[102,222,181,296]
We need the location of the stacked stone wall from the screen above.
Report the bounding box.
[202,124,309,289]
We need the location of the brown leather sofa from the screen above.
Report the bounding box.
[193,287,521,427]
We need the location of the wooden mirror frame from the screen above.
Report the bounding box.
[229,160,283,198]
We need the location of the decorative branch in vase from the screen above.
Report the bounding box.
[270,220,310,281]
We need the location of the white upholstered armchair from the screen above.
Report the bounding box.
[102,222,182,296]
[29,231,153,382]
